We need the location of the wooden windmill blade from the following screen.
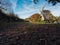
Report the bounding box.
[40,2,46,20]
[40,2,46,14]
[41,2,46,11]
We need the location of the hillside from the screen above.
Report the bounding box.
[0,10,25,23]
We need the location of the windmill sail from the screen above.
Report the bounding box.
[40,2,46,20]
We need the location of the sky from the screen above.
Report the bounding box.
[2,0,60,19]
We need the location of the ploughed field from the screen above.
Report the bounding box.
[0,23,60,45]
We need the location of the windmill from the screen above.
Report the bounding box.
[39,3,48,22]
[40,3,58,23]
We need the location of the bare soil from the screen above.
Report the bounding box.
[0,23,60,45]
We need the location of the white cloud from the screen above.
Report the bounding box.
[15,1,41,19]
[10,0,17,12]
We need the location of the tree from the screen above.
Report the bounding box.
[0,0,19,22]
[26,13,42,22]
[34,0,60,5]
[0,0,13,14]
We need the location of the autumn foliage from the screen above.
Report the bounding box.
[26,13,42,22]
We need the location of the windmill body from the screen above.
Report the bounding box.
[41,10,58,23]
[42,10,51,21]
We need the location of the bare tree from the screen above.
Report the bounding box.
[33,0,60,5]
[0,0,7,12]
[0,0,13,14]
[33,0,39,4]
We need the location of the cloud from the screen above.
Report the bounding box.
[16,0,39,13]
[15,0,40,18]
[10,0,17,12]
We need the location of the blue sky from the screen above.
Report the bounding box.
[2,0,60,19]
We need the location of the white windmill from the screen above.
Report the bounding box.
[33,0,58,23]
